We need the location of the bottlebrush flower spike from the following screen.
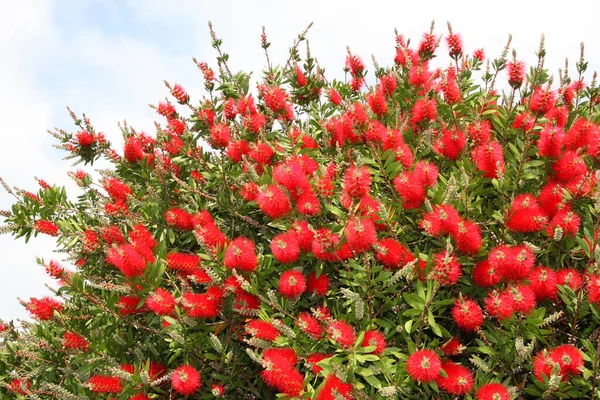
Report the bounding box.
[307,271,330,296]
[546,206,581,238]
[454,220,483,255]
[76,130,95,146]
[316,375,353,400]
[295,65,307,87]
[35,220,60,236]
[124,136,144,163]
[435,361,474,396]
[165,207,194,230]
[537,123,565,158]
[471,140,505,178]
[445,30,463,58]
[505,284,536,314]
[345,53,365,76]
[270,232,301,264]
[170,83,189,104]
[182,288,222,319]
[484,290,515,321]
[550,344,584,376]
[342,165,371,199]
[26,297,63,320]
[556,268,583,291]
[345,216,378,254]
[507,60,525,88]
[432,251,462,285]
[489,244,535,282]
[362,330,386,355]
[246,319,280,341]
[224,237,258,271]
[530,86,557,115]
[587,274,600,304]
[467,120,492,144]
[306,352,331,374]
[528,266,558,300]
[328,88,342,105]
[260,348,303,396]
[506,194,548,233]
[172,365,201,395]
[472,260,501,288]
[146,288,176,315]
[433,126,466,160]
[375,238,415,269]
[475,383,510,400]
[326,320,356,348]
[278,270,306,299]
[209,123,231,148]
[297,312,323,338]
[406,350,441,383]
[366,88,388,117]
[256,185,292,219]
[87,375,122,393]
[451,297,483,331]
[63,331,90,351]
[552,150,588,182]
[156,101,176,118]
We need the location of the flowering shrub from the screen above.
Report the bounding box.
[2,21,600,399]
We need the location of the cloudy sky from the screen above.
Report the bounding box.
[1,0,598,320]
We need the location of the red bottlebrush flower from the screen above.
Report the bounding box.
[260,85,293,117]
[419,32,440,55]
[291,129,318,149]
[297,312,323,338]
[441,337,464,356]
[165,207,194,230]
[408,62,433,88]
[245,112,267,133]
[226,140,250,163]
[211,384,224,396]
[124,136,144,163]
[9,379,31,395]
[345,54,365,76]
[538,124,565,158]
[406,350,441,383]
[547,206,581,238]
[436,361,474,396]
[489,244,535,282]
[246,319,280,341]
[442,67,461,104]
[538,181,566,217]
[565,117,598,151]
[329,88,342,105]
[45,260,64,279]
[327,320,356,348]
[256,185,292,219]
[63,331,90,351]
[471,140,505,178]
[261,348,303,396]
[467,120,492,144]
[484,290,515,321]
[168,118,186,135]
[182,288,222,319]
[345,217,377,253]
[88,375,123,393]
[379,73,397,96]
[424,204,461,237]
[414,161,439,187]
[130,394,150,400]
[587,273,600,304]
[163,133,183,155]
[291,220,314,253]
[240,182,259,201]
[393,170,426,209]
[224,237,258,271]
[209,123,231,148]
[172,365,201,396]
[410,98,437,125]
[556,268,583,291]
[316,375,353,400]
[454,220,483,255]
[101,225,125,245]
[433,126,466,160]
[103,178,132,203]
[157,101,176,118]
[76,130,95,146]
[117,295,145,316]
[475,383,510,400]
[297,191,321,216]
[146,288,176,315]
[342,165,371,199]
[170,83,189,104]
[528,266,558,300]
[534,351,559,382]
[307,271,330,296]
[506,194,548,233]
[513,111,536,131]
[451,297,483,332]
[306,352,331,374]
[270,232,300,264]
[233,291,261,314]
[366,88,388,117]
[505,284,536,314]
[362,330,386,355]
[35,220,60,236]
[507,60,525,88]
[295,65,307,87]
[550,345,584,376]
[223,98,238,120]
[26,297,63,320]
[279,270,306,299]
[375,238,415,269]
[432,252,462,285]
[530,86,557,115]
[472,260,501,287]
[446,32,463,57]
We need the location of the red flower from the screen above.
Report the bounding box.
[475,383,510,400]
[35,220,60,236]
[507,60,525,88]
[435,361,474,396]
[366,88,388,117]
[345,217,377,253]
[297,312,323,338]
[9,379,31,395]
[307,271,330,296]
[165,207,194,230]
[529,266,558,300]
[233,291,261,314]
[433,126,466,160]
[76,130,95,146]
[172,365,201,396]
[117,295,145,316]
[270,232,300,264]
[101,225,125,245]
[467,120,492,144]
[170,83,189,104]
[224,237,258,271]
[410,98,437,124]
[306,352,331,374]
[256,185,292,219]
[226,140,250,163]
[451,297,483,332]
[546,206,580,238]
[292,219,314,253]
[342,165,371,199]
[530,86,557,115]
[279,270,306,299]
[146,288,175,316]
[446,32,463,58]
[587,273,600,304]
[345,54,365,76]
[167,252,200,273]
[538,181,567,217]
[329,88,342,105]
[26,297,63,320]
[103,177,132,203]
[157,101,176,118]
[261,348,303,396]
[327,320,356,348]
[375,238,415,269]
[316,375,353,400]
[484,290,515,321]
[432,252,462,285]
[489,244,535,282]
[506,193,548,233]
[394,170,426,209]
[538,124,565,158]
[124,136,144,163]
[505,284,536,314]
[210,123,231,148]
[471,140,505,178]
[533,350,559,382]
[182,288,222,319]
[88,375,123,393]
[550,344,584,376]
[63,331,89,351]
[454,220,483,255]
[556,268,583,291]
[295,65,307,87]
[406,350,441,383]
[472,260,501,287]
[441,337,464,356]
[246,320,280,341]
[361,330,386,355]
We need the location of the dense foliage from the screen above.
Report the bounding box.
[2,21,600,399]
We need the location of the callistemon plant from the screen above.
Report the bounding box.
[3,20,600,399]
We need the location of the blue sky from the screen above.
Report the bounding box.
[1,0,599,321]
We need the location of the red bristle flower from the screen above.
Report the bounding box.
[167,252,200,273]
[529,266,558,300]
[76,130,95,146]
[433,127,466,160]
[103,178,132,203]
[9,379,31,395]
[295,65,307,87]
[170,84,189,104]
[172,365,201,396]
[306,352,331,374]
[379,73,397,96]
[297,312,323,338]
[565,117,598,151]
[475,383,510,400]
[435,361,474,396]
[297,191,321,216]
[530,86,557,115]
[507,60,526,88]
[491,244,535,282]
[209,123,231,148]
[88,375,123,393]
[211,384,224,396]
[506,194,548,233]
[130,394,150,400]
[362,330,386,355]
[101,225,125,245]
[471,140,505,179]
[550,345,584,376]
[345,54,365,76]
[279,270,306,299]
[441,337,464,356]
[467,120,492,144]
[35,220,60,236]
[472,260,501,287]
[117,295,145,316]
[165,207,194,230]
[410,98,437,125]
[484,290,515,321]
[556,268,583,291]
[307,271,330,296]
[342,165,371,199]
[446,32,463,58]
[454,220,483,255]
[146,288,176,316]
[26,297,63,320]
[451,297,483,332]
[329,88,342,105]
[547,206,581,238]
[505,284,536,314]
[233,291,261,314]
[442,67,461,104]
[419,32,440,54]
[513,111,536,132]
[393,170,426,209]
[538,124,565,158]
[473,48,485,61]
[45,260,64,279]
[226,140,250,163]
[316,375,353,400]
[82,229,99,252]
[246,320,280,341]
[423,204,461,237]
[406,350,441,383]
[270,232,301,264]
[366,88,388,116]
[256,185,292,219]
[345,217,377,253]
[261,348,303,396]
[240,182,259,201]
[63,331,90,351]
[224,237,258,271]
[124,136,144,163]
[168,118,186,135]
[375,238,415,269]
[587,273,600,304]
[291,220,314,253]
[539,181,566,217]
[534,350,559,382]
[327,320,356,348]
[182,289,222,319]
[245,113,267,133]
[432,252,462,285]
